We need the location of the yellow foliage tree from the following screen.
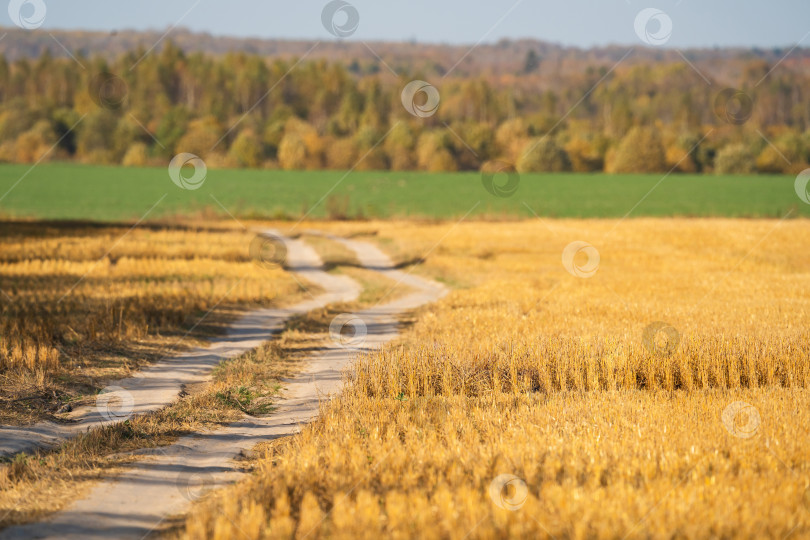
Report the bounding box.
[325,137,359,170]
[228,129,263,168]
[609,127,666,173]
[565,135,607,172]
[15,121,56,163]
[417,131,458,172]
[278,118,323,170]
[516,137,570,172]
[122,142,149,166]
[175,115,222,158]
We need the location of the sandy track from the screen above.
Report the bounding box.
[0,232,360,457]
[0,233,446,540]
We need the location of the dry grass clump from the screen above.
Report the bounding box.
[0,221,301,423]
[174,218,810,539]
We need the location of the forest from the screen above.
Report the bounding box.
[1,38,809,175]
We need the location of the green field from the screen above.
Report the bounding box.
[0,163,806,221]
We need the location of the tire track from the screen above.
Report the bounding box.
[0,232,446,540]
[0,232,360,457]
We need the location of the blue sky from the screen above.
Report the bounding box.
[7,0,810,49]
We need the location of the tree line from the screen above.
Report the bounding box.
[1,41,809,174]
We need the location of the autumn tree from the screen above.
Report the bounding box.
[278,117,323,170]
[324,137,359,170]
[417,130,457,172]
[384,122,417,171]
[715,143,756,174]
[77,109,118,163]
[0,42,807,173]
[14,120,56,163]
[755,131,807,173]
[609,127,667,173]
[228,128,263,168]
[516,137,570,172]
[175,115,221,158]
[565,133,609,172]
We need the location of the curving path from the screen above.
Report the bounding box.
[0,232,446,540]
[0,232,360,457]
